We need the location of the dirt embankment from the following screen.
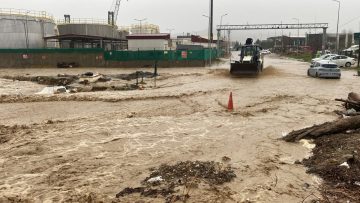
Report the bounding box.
[303,132,360,202]
[283,98,360,202]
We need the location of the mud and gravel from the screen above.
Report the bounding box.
[116,161,236,202]
[303,132,360,202]
[1,71,156,94]
[1,54,359,202]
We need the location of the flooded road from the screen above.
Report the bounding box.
[0,55,358,202]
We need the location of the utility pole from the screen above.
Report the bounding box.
[228,30,231,56]
[293,18,300,53]
[332,0,341,53]
[209,0,214,66]
[24,11,30,50]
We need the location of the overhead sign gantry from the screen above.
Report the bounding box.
[217,23,329,54]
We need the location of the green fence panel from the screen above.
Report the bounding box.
[105,50,173,61]
[203,48,218,60]
[0,48,217,61]
[104,49,218,61]
[0,48,104,54]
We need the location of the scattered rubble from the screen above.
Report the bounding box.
[57,62,79,68]
[2,71,157,94]
[3,75,78,86]
[36,86,68,95]
[302,132,360,202]
[116,160,236,202]
[112,71,155,81]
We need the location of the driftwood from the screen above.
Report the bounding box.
[334,110,360,117]
[283,115,360,142]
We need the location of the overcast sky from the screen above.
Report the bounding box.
[2,0,360,40]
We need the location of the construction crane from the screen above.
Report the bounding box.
[108,0,127,26]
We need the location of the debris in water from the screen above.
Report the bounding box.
[116,160,236,201]
[36,86,68,95]
[147,176,164,183]
[340,162,350,169]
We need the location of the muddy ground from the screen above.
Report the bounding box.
[0,54,359,202]
[303,131,360,203]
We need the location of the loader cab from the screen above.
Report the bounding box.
[240,45,262,63]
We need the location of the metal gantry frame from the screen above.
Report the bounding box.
[216,23,329,54]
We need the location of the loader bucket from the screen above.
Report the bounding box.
[230,62,261,75]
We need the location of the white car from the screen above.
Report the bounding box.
[308,60,341,79]
[329,55,356,68]
[311,54,337,64]
[260,49,271,55]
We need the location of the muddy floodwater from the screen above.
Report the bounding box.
[0,55,358,202]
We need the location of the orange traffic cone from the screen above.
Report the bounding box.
[228,92,234,111]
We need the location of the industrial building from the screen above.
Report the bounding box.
[0,8,57,48]
[44,15,127,50]
[126,33,170,51]
[307,33,353,51]
[174,34,217,49]
[261,32,354,53]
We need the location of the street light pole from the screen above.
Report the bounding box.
[203,14,211,66]
[332,0,341,53]
[293,18,300,53]
[218,13,228,57]
[210,0,214,66]
[220,14,228,40]
[220,14,228,32]
[134,18,147,34]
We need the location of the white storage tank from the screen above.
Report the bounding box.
[0,8,57,48]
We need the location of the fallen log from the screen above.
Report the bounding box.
[283,115,360,142]
[335,98,360,106]
[335,98,360,111]
[335,110,360,117]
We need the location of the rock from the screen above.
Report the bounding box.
[294,160,302,165]
[222,156,231,163]
[303,183,310,189]
[54,87,67,94]
[127,112,136,118]
[83,72,94,77]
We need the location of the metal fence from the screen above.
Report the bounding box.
[104,49,217,61]
[57,18,110,25]
[0,48,217,61]
[0,8,54,21]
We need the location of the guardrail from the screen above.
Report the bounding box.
[57,18,110,25]
[0,8,54,20]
